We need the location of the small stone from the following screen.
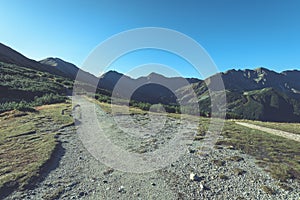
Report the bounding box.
[46,183,53,187]
[68,182,78,188]
[135,193,140,196]
[103,168,114,175]
[190,173,201,181]
[200,182,210,191]
[118,186,125,193]
[189,149,196,153]
[233,168,246,176]
[79,191,85,197]
[151,182,156,186]
[199,183,204,191]
[219,173,229,180]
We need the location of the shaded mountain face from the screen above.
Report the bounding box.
[0,44,98,84]
[178,68,300,122]
[40,57,79,79]
[40,57,100,88]
[0,62,67,103]
[0,43,68,78]
[98,71,201,104]
[218,68,300,97]
[204,67,300,100]
[1,42,300,122]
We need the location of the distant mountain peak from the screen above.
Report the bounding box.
[254,67,272,74]
[254,67,269,71]
[100,70,126,79]
[148,72,163,76]
[39,57,82,79]
[146,72,166,80]
[0,43,67,77]
[40,57,75,67]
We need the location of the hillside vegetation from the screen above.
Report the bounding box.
[184,81,300,122]
[0,62,71,113]
[217,122,300,184]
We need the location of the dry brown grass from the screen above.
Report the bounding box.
[0,103,73,196]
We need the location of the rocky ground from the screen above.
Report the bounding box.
[5,99,300,200]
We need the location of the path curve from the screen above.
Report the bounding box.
[235,122,300,142]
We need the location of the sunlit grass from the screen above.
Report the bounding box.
[0,103,73,193]
[217,121,300,183]
[240,120,300,135]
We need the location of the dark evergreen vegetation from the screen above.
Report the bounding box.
[0,62,68,113]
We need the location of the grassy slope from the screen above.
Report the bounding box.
[217,121,300,184]
[0,62,73,113]
[0,103,73,195]
[0,62,70,98]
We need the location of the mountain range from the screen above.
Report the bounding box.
[0,42,300,122]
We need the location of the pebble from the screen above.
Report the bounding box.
[199,183,204,191]
[78,191,85,197]
[118,186,125,193]
[190,173,201,182]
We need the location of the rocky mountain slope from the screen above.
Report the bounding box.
[178,68,300,122]
[1,42,300,122]
[39,57,99,85]
[98,71,201,104]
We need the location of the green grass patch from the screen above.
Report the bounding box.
[0,103,73,195]
[217,121,300,182]
[241,120,300,135]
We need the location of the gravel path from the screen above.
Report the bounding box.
[5,99,300,199]
[236,122,300,142]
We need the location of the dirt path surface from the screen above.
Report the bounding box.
[235,122,300,142]
[5,98,300,199]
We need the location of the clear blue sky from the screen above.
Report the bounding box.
[1,0,300,78]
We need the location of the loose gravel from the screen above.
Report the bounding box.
[5,100,300,200]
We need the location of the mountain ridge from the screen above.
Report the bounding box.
[1,42,300,121]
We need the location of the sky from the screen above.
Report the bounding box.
[1,0,300,78]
